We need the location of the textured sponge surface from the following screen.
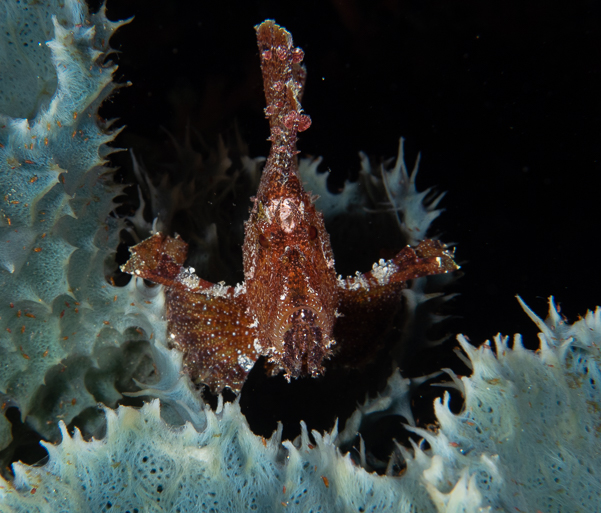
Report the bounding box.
[2,400,412,513]
[0,0,59,119]
[2,301,601,512]
[0,0,165,452]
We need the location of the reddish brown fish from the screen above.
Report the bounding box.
[242,20,338,380]
[121,20,458,392]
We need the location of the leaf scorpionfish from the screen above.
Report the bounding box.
[121,20,458,392]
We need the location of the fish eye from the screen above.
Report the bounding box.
[259,233,270,248]
[308,225,318,240]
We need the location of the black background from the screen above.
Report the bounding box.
[97,0,601,439]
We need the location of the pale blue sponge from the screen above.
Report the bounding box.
[1,300,600,511]
[0,0,165,450]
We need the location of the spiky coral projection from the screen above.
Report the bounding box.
[1,299,600,512]
[0,0,166,452]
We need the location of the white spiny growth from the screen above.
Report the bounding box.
[1,298,601,512]
[360,138,445,247]
[298,156,361,218]
[298,138,445,248]
[0,0,167,451]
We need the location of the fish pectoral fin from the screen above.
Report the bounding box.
[121,232,214,290]
[166,288,260,393]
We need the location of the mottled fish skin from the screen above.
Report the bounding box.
[121,20,458,392]
[242,20,338,380]
[121,232,260,392]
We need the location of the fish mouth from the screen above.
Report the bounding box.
[274,307,334,378]
[271,305,325,350]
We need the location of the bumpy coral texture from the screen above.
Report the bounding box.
[1,1,600,512]
[0,0,165,452]
[1,300,601,512]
